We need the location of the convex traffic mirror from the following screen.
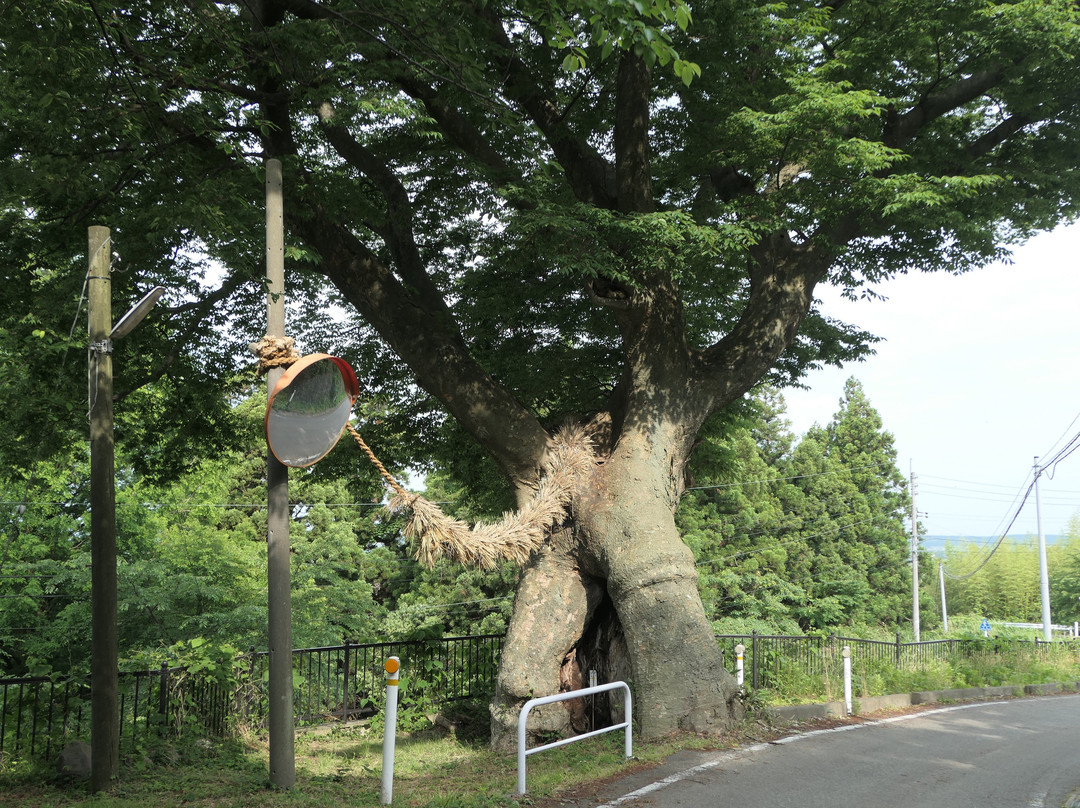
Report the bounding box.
[265,353,359,467]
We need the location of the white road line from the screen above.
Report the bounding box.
[593,702,1011,808]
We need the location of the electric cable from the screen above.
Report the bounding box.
[685,460,895,492]
[941,479,1035,581]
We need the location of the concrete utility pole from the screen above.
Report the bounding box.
[939,562,949,634]
[265,158,296,788]
[1033,458,1052,642]
[910,465,920,642]
[88,226,119,793]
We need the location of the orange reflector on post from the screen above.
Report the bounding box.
[385,656,400,685]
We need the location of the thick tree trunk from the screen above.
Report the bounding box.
[490,427,743,750]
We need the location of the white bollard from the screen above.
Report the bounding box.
[381,656,401,806]
[842,646,852,715]
[734,644,745,691]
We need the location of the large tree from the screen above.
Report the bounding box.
[2,0,1079,745]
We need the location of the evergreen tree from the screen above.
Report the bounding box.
[678,403,805,631]
[823,379,912,625]
[774,380,911,629]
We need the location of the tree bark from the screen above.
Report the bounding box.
[490,420,744,749]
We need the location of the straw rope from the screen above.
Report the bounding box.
[345,423,417,505]
[347,422,595,569]
[253,336,300,374]
[255,339,592,569]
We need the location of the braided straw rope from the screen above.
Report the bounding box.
[255,338,593,569]
[347,422,595,569]
[253,336,301,374]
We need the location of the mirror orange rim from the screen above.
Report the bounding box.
[264,353,360,467]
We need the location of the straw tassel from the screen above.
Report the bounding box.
[383,424,595,569]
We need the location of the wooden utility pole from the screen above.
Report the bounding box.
[88,225,119,792]
[265,158,296,788]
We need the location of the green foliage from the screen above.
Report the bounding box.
[164,638,243,689]
[943,539,1045,621]
[3,0,1074,489]
[1049,514,1080,623]
[680,379,912,631]
[541,0,699,81]
[2,0,1079,718]
[0,390,522,677]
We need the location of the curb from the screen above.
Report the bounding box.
[768,680,1080,722]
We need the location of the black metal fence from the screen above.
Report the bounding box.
[1,631,1068,767]
[0,635,503,767]
[240,635,504,727]
[0,664,230,767]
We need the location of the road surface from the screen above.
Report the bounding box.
[572,696,1080,808]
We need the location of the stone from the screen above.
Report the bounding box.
[55,740,92,780]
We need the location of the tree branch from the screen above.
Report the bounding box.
[694,234,836,415]
[393,74,524,189]
[475,6,617,208]
[615,52,653,213]
[289,203,551,484]
[316,101,459,331]
[886,68,1008,146]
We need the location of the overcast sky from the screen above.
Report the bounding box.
[782,221,1080,544]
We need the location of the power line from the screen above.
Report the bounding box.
[693,515,889,571]
[942,479,1036,581]
[685,460,895,492]
[1038,410,1080,465]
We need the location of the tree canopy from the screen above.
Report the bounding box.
[5,0,1076,477]
[679,380,913,632]
[2,0,1078,741]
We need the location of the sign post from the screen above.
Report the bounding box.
[842,646,852,715]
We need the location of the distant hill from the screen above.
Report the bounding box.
[922,534,1064,555]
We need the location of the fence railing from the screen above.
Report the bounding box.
[0,664,230,767]
[2,630,1070,767]
[715,631,1064,692]
[241,634,503,727]
[1,635,501,767]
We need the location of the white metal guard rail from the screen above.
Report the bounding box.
[516,681,633,796]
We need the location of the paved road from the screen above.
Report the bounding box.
[575,696,1080,808]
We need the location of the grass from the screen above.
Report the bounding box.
[0,710,759,808]
[7,640,1079,806]
[745,641,1080,705]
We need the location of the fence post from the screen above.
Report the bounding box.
[751,631,758,692]
[895,632,901,667]
[158,663,169,733]
[342,641,352,720]
[245,646,256,722]
[842,646,852,715]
